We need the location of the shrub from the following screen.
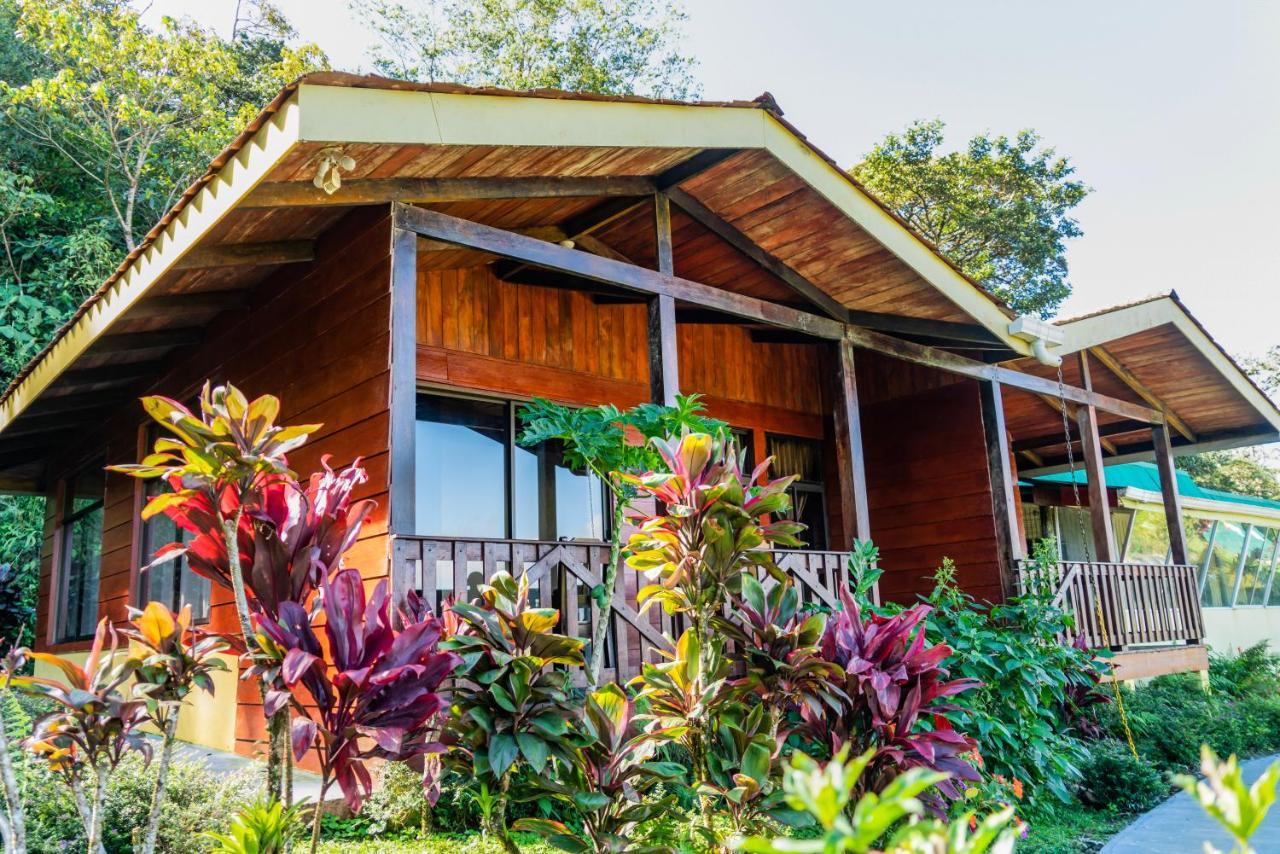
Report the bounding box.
[1209,642,1280,699]
[1076,740,1168,814]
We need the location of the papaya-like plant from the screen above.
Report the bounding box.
[441,570,585,854]
[20,619,150,854]
[818,587,980,812]
[255,570,458,853]
[514,684,686,853]
[123,601,231,854]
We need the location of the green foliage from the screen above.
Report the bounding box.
[1209,642,1280,699]
[1175,748,1279,854]
[735,746,1018,854]
[851,119,1089,317]
[203,797,306,854]
[924,558,1104,804]
[1178,450,1280,501]
[354,0,699,98]
[0,495,42,646]
[1075,740,1168,814]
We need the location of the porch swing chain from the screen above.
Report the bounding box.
[1053,366,1139,760]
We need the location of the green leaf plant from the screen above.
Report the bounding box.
[441,570,586,853]
[514,684,686,853]
[517,393,723,686]
[1175,747,1280,854]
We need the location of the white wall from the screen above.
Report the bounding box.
[1201,608,1280,655]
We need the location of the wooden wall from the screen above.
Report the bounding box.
[35,206,396,761]
[857,351,1004,604]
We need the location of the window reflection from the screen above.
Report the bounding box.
[1236,526,1278,607]
[1125,510,1171,565]
[1202,520,1246,607]
[767,434,828,550]
[60,465,104,641]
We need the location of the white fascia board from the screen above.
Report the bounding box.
[0,99,303,434]
[294,83,1032,356]
[1119,486,1280,527]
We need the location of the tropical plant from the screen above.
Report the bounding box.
[256,570,458,852]
[441,570,586,853]
[518,393,723,686]
[514,683,686,852]
[1076,739,1167,814]
[109,382,323,800]
[735,746,1018,854]
[923,558,1105,803]
[202,797,305,854]
[18,619,150,854]
[0,644,26,852]
[1176,747,1279,854]
[122,601,231,854]
[818,587,979,812]
[699,700,807,838]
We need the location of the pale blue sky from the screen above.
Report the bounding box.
[146,0,1280,358]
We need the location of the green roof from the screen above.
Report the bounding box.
[1030,462,1280,513]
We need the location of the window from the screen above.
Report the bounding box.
[1202,520,1246,607]
[1056,507,1132,562]
[59,465,104,641]
[766,434,827,550]
[1125,510,1171,565]
[139,474,211,622]
[1184,516,1216,571]
[414,392,606,541]
[1234,526,1278,607]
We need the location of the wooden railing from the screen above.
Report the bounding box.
[1015,560,1204,650]
[390,535,866,684]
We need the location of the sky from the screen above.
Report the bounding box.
[144,0,1280,360]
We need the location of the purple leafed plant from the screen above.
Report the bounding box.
[818,587,980,809]
[256,568,459,852]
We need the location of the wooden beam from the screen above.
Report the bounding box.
[393,204,846,339]
[388,228,418,539]
[1019,449,1044,467]
[55,363,166,388]
[2,409,116,438]
[1152,422,1190,564]
[842,324,1164,423]
[653,148,739,190]
[980,380,1025,597]
[243,175,657,208]
[665,186,848,320]
[27,392,130,416]
[832,340,870,546]
[1029,393,1120,455]
[1076,352,1117,562]
[174,240,314,270]
[1089,346,1197,442]
[91,329,203,355]
[1012,418,1154,452]
[846,309,1004,346]
[130,291,247,318]
[648,196,679,405]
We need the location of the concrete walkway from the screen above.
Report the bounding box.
[1102,754,1280,854]
[161,737,329,804]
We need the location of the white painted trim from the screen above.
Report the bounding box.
[0,99,303,435]
[1120,485,1280,527]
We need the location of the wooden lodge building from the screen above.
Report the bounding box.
[2,74,1278,756]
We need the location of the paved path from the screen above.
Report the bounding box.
[1102,754,1280,854]
[158,737,330,804]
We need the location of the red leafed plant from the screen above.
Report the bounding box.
[255,568,459,853]
[817,587,980,810]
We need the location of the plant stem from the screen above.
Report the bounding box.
[308,779,330,854]
[0,684,26,853]
[587,495,627,687]
[141,711,180,854]
[489,773,518,854]
[86,763,107,854]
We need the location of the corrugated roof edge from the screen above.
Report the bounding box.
[0,71,1019,408]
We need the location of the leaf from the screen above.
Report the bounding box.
[488,733,519,777]
[516,732,550,774]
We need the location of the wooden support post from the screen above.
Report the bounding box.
[388,226,418,537]
[648,196,679,405]
[1153,422,1190,564]
[832,339,871,547]
[980,380,1025,598]
[1077,352,1117,562]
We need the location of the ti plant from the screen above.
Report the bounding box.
[514,684,686,853]
[701,701,808,838]
[735,746,1018,854]
[123,601,231,854]
[255,570,459,853]
[441,570,585,854]
[517,393,723,686]
[818,587,980,813]
[1175,747,1279,854]
[715,574,846,741]
[20,619,150,854]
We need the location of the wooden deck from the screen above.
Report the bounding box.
[390,534,866,684]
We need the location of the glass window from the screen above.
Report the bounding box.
[730,428,755,472]
[1022,504,1046,550]
[1236,526,1279,607]
[1266,543,1280,607]
[767,434,827,550]
[59,465,104,641]
[415,392,606,541]
[1202,520,1246,607]
[1112,509,1135,559]
[1126,510,1172,565]
[1184,516,1216,571]
[140,475,211,622]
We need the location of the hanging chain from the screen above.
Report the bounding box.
[1054,365,1139,759]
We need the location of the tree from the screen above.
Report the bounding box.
[851,119,1089,318]
[1178,450,1280,502]
[1244,346,1280,397]
[353,0,699,98]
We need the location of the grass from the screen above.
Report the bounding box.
[1019,800,1139,854]
[319,831,560,853]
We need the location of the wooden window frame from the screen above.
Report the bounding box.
[55,462,105,643]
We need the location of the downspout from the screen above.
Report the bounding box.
[1008,315,1065,367]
